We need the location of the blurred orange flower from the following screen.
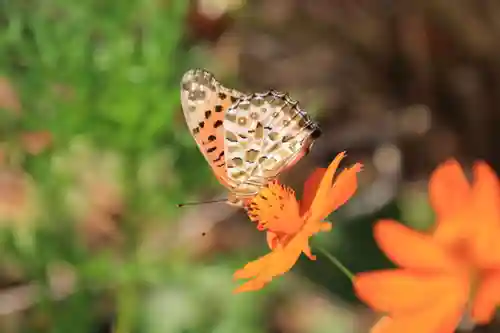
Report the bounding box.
[353,159,500,333]
[20,131,52,155]
[233,152,363,293]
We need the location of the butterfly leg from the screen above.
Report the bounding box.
[227,192,246,207]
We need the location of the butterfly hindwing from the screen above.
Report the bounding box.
[257,93,321,178]
[180,69,244,188]
[223,91,321,190]
[223,93,277,183]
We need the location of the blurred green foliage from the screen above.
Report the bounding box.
[0,0,276,332]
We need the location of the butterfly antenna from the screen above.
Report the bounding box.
[176,198,228,208]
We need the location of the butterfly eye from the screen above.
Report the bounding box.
[311,128,322,139]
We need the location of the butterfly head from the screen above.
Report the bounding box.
[227,196,245,207]
[227,192,254,208]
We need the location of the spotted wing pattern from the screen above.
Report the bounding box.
[180,69,244,188]
[223,90,321,197]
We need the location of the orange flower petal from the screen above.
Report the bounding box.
[428,159,471,222]
[428,160,472,248]
[374,220,458,271]
[307,152,345,222]
[266,231,280,249]
[370,316,392,333]
[233,253,273,280]
[354,270,465,315]
[370,316,396,333]
[327,162,362,213]
[432,213,471,251]
[469,162,500,268]
[300,168,326,215]
[471,270,500,324]
[266,231,293,250]
[233,279,267,293]
[234,230,313,293]
[369,299,465,333]
[308,152,362,222]
[372,316,432,333]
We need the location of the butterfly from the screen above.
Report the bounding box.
[180,68,321,207]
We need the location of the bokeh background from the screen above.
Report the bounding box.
[0,0,498,332]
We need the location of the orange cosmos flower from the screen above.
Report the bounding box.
[353,159,500,333]
[233,152,363,293]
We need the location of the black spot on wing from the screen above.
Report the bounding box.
[214,120,223,128]
[213,151,224,162]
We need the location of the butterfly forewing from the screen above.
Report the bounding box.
[223,91,321,194]
[180,69,244,188]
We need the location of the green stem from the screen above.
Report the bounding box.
[315,246,354,281]
[114,284,136,333]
